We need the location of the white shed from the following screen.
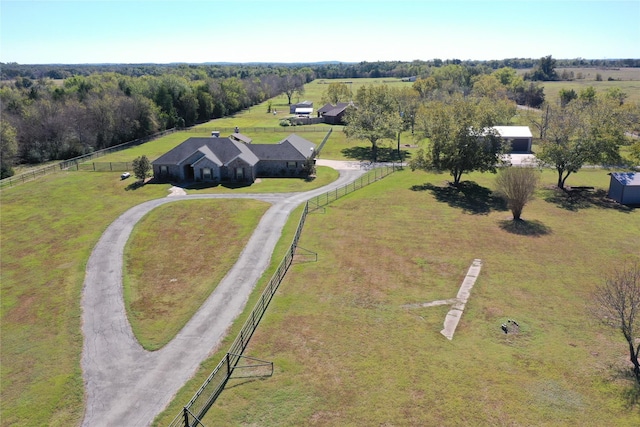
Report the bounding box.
[608,172,640,205]
[493,126,533,153]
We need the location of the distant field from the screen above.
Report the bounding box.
[515,67,640,104]
[542,79,640,104]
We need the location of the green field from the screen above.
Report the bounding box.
[2,77,639,426]
[154,167,640,426]
[528,67,640,105]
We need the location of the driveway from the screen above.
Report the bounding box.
[81,163,368,426]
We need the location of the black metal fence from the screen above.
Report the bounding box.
[315,128,333,156]
[72,162,132,172]
[0,129,177,190]
[188,126,333,134]
[168,164,398,427]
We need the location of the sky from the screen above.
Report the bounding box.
[1,0,639,64]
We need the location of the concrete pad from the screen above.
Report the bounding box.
[440,259,482,340]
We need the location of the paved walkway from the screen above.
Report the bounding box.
[81,162,368,426]
[402,259,482,341]
[440,259,482,340]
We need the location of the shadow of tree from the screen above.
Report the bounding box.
[543,187,636,213]
[607,365,640,408]
[341,146,411,162]
[125,181,145,191]
[410,181,508,215]
[499,219,552,236]
[622,382,640,408]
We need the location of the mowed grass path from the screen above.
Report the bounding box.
[155,168,639,426]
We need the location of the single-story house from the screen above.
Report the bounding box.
[152,133,316,183]
[493,126,533,153]
[289,100,313,114]
[608,172,640,205]
[317,102,352,125]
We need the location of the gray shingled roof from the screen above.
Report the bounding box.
[248,134,316,161]
[280,134,316,156]
[249,143,299,161]
[153,137,243,165]
[153,134,314,168]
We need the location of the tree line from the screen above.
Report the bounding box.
[2,56,638,178]
[0,69,310,177]
[3,57,639,82]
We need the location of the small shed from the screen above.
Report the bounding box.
[608,172,640,205]
[290,100,313,114]
[295,107,313,116]
[493,126,533,153]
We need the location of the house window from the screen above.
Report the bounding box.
[160,165,168,175]
[287,161,297,168]
[236,167,244,180]
[202,168,212,180]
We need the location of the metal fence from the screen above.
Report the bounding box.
[72,162,132,172]
[0,128,177,190]
[168,163,398,427]
[315,128,333,156]
[188,126,333,134]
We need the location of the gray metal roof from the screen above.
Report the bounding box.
[611,172,640,186]
[318,102,351,117]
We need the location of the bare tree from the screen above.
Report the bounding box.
[495,166,540,220]
[593,263,640,385]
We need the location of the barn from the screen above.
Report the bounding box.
[607,172,640,205]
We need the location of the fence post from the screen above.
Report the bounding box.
[183,407,190,427]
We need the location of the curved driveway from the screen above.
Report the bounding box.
[81,163,367,426]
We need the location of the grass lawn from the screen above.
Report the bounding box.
[0,155,339,424]
[124,199,271,350]
[3,77,638,426]
[0,172,170,426]
[154,167,639,426]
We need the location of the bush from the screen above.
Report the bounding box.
[495,166,540,220]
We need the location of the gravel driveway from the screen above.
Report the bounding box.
[81,164,367,426]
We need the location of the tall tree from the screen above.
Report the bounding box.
[0,121,18,178]
[343,84,403,162]
[132,155,151,182]
[410,95,508,186]
[530,55,558,81]
[537,97,627,189]
[593,263,640,385]
[280,73,305,105]
[322,82,352,104]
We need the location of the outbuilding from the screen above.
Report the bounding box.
[493,126,533,153]
[289,100,313,114]
[608,172,640,205]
